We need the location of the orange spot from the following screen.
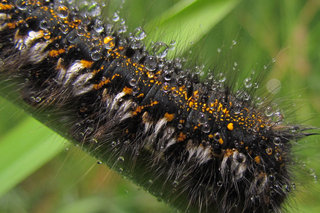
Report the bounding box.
[80,60,94,68]
[227,123,234,131]
[122,86,133,95]
[254,156,261,164]
[93,79,110,90]
[164,113,175,122]
[136,93,144,98]
[0,3,13,10]
[49,49,65,57]
[177,132,187,142]
[208,134,214,139]
[132,106,144,115]
[7,22,16,29]
[225,149,233,157]
[219,138,224,145]
[150,101,159,106]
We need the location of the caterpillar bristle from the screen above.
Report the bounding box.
[0,0,317,212]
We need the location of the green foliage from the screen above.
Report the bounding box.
[1,0,320,212]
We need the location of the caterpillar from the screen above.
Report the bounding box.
[0,0,317,212]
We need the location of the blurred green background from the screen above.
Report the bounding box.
[0,0,320,212]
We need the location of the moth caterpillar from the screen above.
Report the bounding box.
[0,0,318,212]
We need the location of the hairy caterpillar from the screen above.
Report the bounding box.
[0,0,318,212]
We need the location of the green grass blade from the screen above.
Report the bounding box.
[0,118,65,197]
[145,0,240,56]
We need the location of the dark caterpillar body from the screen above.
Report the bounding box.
[0,0,312,212]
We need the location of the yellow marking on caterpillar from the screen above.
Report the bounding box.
[0,3,14,10]
[132,101,159,116]
[177,132,186,142]
[136,93,144,98]
[49,49,65,57]
[122,86,133,95]
[254,156,261,164]
[93,79,110,90]
[92,65,104,75]
[225,149,233,157]
[80,60,94,68]
[219,138,224,145]
[111,73,120,80]
[164,113,175,122]
[7,22,16,29]
[227,123,234,131]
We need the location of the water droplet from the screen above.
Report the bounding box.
[118,156,125,162]
[76,26,86,36]
[133,27,146,41]
[172,180,179,187]
[118,23,128,33]
[198,113,207,124]
[104,36,115,50]
[266,78,281,94]
[214,132,221,142]
[144,56,157,71]
[97,161,102,164]
[169,40,176,51]
[291,183,296,190]
[202,123,210,133]
[39,20,48,30]
[268,174,276,182]
[265,106,274,117]
[56,5,69,19]
[151,42,169,59]
[244,77,252,88]
[88,3,101,17]
[15,0,28,10]
[131,40,143,50]
[129,78,137,87]
[90,47,102,61]
[309,168,318,183]
[273,137,281,145]
[59,24,69,34]
[275,153,281,161]
[163,69,173,81]
[217,73,226,83]
[94,19,104,33]
[34,96,41,103]
[265,147,273,155]
[112,12,120,22]
[174,58,182,69]
[162,82,170,93]
[111,141,117,147]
